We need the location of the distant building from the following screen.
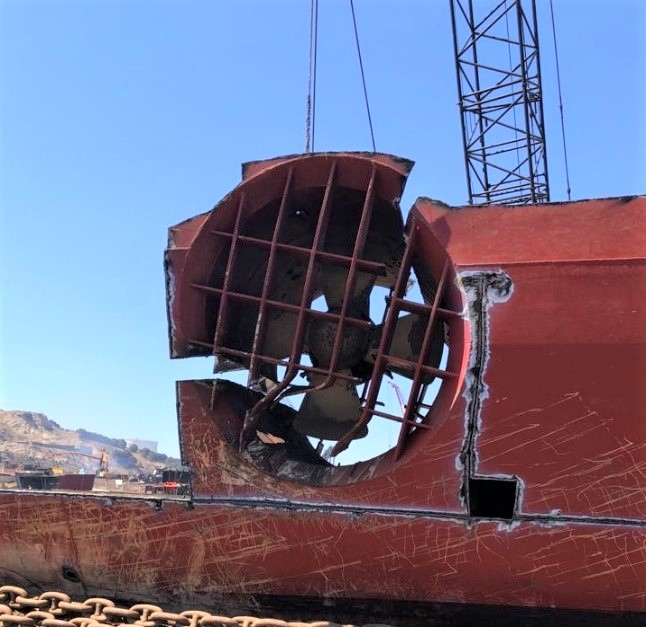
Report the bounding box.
[125,439,158,452]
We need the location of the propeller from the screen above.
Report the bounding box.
[293,373,367,441]
[210,185,445,447]
[368,312,445,383]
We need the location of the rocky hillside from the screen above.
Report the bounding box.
[0,410,181,476]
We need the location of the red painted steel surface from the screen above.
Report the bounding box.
[416,196,646,521]
[0,154,644,617]
[0,492,644,611]
[177,378,467,509]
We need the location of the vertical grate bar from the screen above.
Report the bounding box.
[240,161,338,446]
[213,193,246,354]
[247,167,295,384]
[393,259,450,460]
[316,163,377,388]
[330,216,417,457]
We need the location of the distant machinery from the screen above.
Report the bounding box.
[98,450,109,475]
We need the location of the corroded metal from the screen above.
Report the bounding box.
[0,586,393,627]
[166,152,458,457]
[0,152,644,621]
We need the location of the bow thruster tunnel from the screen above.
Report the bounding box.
[165,152,467,483]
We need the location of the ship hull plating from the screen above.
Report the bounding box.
[1,154,644,617]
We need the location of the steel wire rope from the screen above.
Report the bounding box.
[305,0,319,152]
[349,0,376,152]
[549,0,572,200]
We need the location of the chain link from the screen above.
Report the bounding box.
[0,587,396,627]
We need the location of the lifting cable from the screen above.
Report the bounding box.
[305,0,377,153]
[305,0,319,152]
[349,0,377,152]
[549,0,572,200]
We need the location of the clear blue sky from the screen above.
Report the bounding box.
[1,0,644,457]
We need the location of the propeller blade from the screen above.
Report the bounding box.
[222,252,307,380]
[319,264,375,313]
[306,311,372,372]
[293,373,368,441]
[372,313,444,382]
[259,253,306,361]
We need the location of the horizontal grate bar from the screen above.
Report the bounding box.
[211,230,388,276]
[188,341,365,385]
[190,283,373,329]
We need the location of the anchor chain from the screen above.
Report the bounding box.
[0,586,395,627]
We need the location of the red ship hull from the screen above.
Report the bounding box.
[1,154,644,621]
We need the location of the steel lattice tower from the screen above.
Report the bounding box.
[449,0,550,205]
